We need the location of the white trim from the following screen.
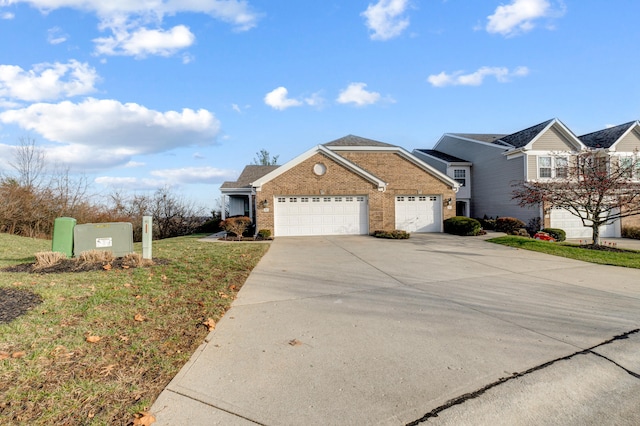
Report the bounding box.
[389,147,460,189]
[524,119,585,151]
[251,145,388,191]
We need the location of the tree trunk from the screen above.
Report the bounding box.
[592,224,600,246]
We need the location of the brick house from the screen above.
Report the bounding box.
[220,135,459,237]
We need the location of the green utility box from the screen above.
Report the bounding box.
[52,217,77,258]
[73,222,134,257]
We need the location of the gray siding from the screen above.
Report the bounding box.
[435,136,539,223]
[531,127,576,151]
[413,152,447,174]
[615,129,640,152]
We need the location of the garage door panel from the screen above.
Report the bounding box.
[549,208,620,239]
[395,195,442,233]
[274,196,368,236]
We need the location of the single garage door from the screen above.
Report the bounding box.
[395,195,442,233]
[549,207,620,239]
[274,195,368,236]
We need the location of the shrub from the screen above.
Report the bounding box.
[622,226,640,240]
[477,215,496,230]
[515,228,530,237]
[220,216,252,240]
[526,217,542,236]
[34,251,66,269]
[541,227,566,242]
[495,217,526,234]
[444,216,482,236]
[257,229,272,240]
[195,218,222,234]
[371,229,410,239]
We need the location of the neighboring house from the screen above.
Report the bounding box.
[220,135,459,237]
[416,119,640,238]
[412,150,472,217]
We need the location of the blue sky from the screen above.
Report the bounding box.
[1,0,639,212]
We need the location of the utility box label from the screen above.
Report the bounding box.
[95,237,113,248]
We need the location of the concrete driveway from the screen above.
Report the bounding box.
[151,234,640,425]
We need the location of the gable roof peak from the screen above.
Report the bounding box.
[497,118,556,148]
[579,120,640,149]
[324,134,397,148]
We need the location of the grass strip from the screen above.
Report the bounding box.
[0,233,269,425]
[488,235,640,269]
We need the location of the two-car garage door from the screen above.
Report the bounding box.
[549,207,620,239]
[274,196,368,237]
[273,194,443,236]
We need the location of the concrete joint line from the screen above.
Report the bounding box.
[406,329,640,426]
[160,389,266,425]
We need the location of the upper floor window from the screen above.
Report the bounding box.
[538,156,568,179]
[619,156,640,179]
[453,169,466,187]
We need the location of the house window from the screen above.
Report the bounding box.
[538,156,568,179]
[453,169,466,187]
[538,156,552,178]
[619,156,640,179]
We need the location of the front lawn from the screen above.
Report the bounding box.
[488,236,640,269]
[0,233,269,425]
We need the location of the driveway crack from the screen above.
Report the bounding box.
[405,329,640,425]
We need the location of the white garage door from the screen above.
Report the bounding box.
[274,196,368,237]
[549,208,620,239]
[395,195,442,233]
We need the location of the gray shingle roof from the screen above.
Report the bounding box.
[220,165,279,189]
[415,149,470,163]
[324,134,397,147]
[579,121,637,149]
[498,119,554,148]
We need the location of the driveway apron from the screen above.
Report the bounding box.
[151,234,640,425]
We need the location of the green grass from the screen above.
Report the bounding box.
[0,233,270,425]
[488,235,640,269]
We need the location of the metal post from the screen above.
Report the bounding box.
[142,216,152,259]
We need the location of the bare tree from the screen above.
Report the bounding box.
[512,150,640,246]
[9,137,46,189]
[252,149,279,166]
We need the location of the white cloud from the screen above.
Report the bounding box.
[361,0,411,41]
[264,87,303,110]
[94,176,165,190]
[1,11,15,19]
[150,166,235,184]
[0,98,220,167]
[427,66,529,87]
[124,161,145,168]
[486,0,564,36]
[336,82,384,106]
[47,26,68,44]
[0,60,99,102]
[94,25,196,58]
[2,0,260,57]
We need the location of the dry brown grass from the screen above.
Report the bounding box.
[33,251,67,269]
[77,249,114,264]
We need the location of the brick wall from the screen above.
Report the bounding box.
[255,150,457,235]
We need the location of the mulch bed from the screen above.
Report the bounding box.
[576,244,634,253]
[0,288,43,325]
[2,258,170,274]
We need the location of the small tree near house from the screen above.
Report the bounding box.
[221,217,252,240]
[512,150,640,246]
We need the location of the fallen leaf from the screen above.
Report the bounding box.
[161,275,168,282]
[88,412,95,419]
[134,313,145,322]
[123,265,130,269]
[12,351,26,358]
[103,263,112,271]
[100,364,116,377]
[132,411,156,426]
[86,335,101,343]
[220,294,229,299]
[288,339,302,347]
[203,318,216,331]
[229,285,237,291]
[124,283,132,288]
[135,295,141,299]
[119,335,129,342]
[0,351,10,360]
